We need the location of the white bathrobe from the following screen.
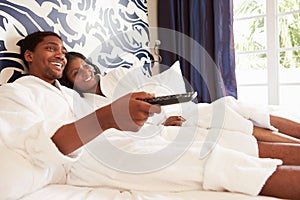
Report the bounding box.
[0,76,93,199]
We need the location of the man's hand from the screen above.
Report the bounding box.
[97,92,161,132]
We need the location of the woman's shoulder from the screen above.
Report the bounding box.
[83,92,112,109]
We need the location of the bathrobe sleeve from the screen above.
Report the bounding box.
[0,83,81,168]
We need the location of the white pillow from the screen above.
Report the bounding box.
[101,61,187,100]
[0,63,28,85]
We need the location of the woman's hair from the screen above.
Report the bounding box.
[17,31,62,68]
[59,51,101,96]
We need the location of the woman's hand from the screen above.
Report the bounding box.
[162,116,186,126]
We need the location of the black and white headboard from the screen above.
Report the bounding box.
[0,0,152,85]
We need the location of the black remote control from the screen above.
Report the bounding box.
[142,92,197,106]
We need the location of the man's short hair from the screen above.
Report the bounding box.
[17,31,62,68]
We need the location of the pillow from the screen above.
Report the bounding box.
[101,61,187,100]
[0,66,28,85]
[0,54,27,85]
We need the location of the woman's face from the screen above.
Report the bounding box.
[65,57,99,93]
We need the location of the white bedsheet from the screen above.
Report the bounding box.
[20,184,282,200]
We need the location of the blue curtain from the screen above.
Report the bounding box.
[157,0,237,103]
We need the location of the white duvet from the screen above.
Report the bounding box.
[67,93,282,196]
[0,72,282,199]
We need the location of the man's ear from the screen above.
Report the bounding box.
[24,50,33,62]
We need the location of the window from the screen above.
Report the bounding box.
[233,0,300,112]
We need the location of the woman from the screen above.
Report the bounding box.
[60,51,300,158]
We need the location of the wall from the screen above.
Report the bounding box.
[147,0,158,47]
[0,0,153,84]
[147,0,160,74]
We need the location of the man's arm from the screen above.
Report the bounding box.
[51,92,161,155]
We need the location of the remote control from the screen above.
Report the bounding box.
[142,92,197,106]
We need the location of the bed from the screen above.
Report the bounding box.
[0,1,295,200]
[0,60,291,200]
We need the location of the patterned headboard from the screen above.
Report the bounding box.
[0,0,152,84]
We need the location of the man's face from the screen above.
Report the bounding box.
[24,35,67,84]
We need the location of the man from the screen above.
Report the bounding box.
[18,31,161,154]
[0,31,160,199]
[0,31,299,200]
